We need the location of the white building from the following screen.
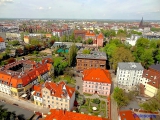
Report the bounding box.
[0,37,6,50]
[126,35,141,46]
[116,62,144,88]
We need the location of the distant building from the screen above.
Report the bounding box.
[139,17,151,32]
[33,81,75,111]
[82,68,111,96]
[74,30,86,40]
[45,34,52,38]
[24,36,30,44]
[0,58,53,98]
[116,62,144,89]
[76,51,107,71]
[0,36,6,50]
[126,35,141,46]
[140,64,160,97]
[97,33,104,47]
[40,109,110,120]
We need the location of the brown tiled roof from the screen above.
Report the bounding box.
[143,69,160,89]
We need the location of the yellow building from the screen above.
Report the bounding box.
[24,36,30,44]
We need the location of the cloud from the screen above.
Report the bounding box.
[48,7,52,9]
[37,7,44,10]
[1,0,13,2]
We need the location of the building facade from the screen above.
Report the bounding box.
[116,62,144,89]
[33,81,75,111]
[0,37,6,50]
[0,58,53,98]
[76,51,107,71]
[82,68,111,96]
[140,64,160,97]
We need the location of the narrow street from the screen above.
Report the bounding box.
[0,92,49,113]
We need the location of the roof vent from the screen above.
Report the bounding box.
[73,111,76,113]
[98,115,101,117]
[81,112,84,114]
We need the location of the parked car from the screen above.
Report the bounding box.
[13,103,18,106]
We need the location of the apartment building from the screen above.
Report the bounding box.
[76,51,107,71]
[116,62,144,88]
[140,64,160,97]
[74,30,86,40]
[97,33,104,47]
[0,58,53,98]
[0,36,6,50]
[82,68,111,96]
[33,81,75,111]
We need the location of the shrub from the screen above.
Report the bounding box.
[93,98,100,104]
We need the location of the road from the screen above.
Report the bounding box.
[0,102,34,120]
[110,70,119,120]
[0,92,49,114]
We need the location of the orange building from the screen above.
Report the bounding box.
[0,58,53,98]
[82,68,111,96]
[119,110,140,120]
[0,36,6,50]
[41,109,109,120]
[97,33,104,47]
[33,81,75,110]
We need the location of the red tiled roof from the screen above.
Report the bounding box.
[119,110,140,120]
[97,33,104,39]
[0,59,52,88]
[0,37,4,42]
[44,81,75,98]
[142,69,160,89]
[44,109,109,120]
[83,68,111,83]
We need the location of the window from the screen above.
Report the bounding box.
[52,97,54,99]
[47,96,49,98]
[43,95,45,97]
[48,100,50,103]
[52,101,54,104]
[56,98,58,100]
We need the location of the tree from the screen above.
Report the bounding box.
[140,49,154,68]
[136,38,150,49]
[8,40,20,46]
[112,87,129,108]
[110,47,135,70]
[68,44,77,66]
[87,38,93,44]
[93,98,100,104]
[104,43,117,59]
[54,57,68,76]
[155,50,160,63]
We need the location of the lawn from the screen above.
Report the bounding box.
[53,75,76,85]
[79,98,107,118]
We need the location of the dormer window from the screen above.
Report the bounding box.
[151,76,153,78]
[146,74,148,76]
[17,84,23,88]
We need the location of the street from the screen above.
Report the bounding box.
[0,92,49,114]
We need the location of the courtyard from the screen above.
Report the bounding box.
[78,98,107,118]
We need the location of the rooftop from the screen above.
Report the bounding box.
[118,62,144,70]
[150,64,160,72]
[76,51,107,60]
[43,109,109,120]
[119,110,140,120]
[83,68,111,83]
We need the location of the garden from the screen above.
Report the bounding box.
[78,98,107,118]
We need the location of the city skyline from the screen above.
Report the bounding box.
[0,0,160,20]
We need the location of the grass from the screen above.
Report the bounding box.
[79,98,107,118]
[83,93,92,96]
[53,75,76,84]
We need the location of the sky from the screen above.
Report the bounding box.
[0,0,160,20]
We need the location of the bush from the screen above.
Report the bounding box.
[93,98,100,104]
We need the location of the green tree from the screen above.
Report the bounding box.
[104,43,117,59]
[136,38,150,48]
[110,47,135,70]
[140,49,154,68]
[112,87,129,108]
[68,44,77,66]
[87,38,93,44]
[8,40,20,46]
[155,50,160,63]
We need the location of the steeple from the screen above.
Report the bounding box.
[139,17,143,28]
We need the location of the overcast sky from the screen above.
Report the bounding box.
[0,0,160,20]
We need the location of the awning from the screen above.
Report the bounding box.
[21,94,27,97]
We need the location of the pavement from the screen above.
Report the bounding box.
[0,92,49,114]
[0,101,34,120]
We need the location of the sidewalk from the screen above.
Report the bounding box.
[0,92,49,113]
